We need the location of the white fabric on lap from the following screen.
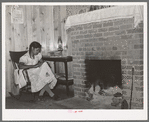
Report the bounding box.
[27,62,57,92]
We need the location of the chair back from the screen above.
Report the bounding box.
[9,51,28,69]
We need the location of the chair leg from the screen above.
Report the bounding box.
[33,93,36,101]
[9,92,21,100]
[66,85,69,96]
[9,91,36,102]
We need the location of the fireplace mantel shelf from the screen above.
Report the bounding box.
[65,5,143,30]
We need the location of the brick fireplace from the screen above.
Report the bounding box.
[67,17,143,109]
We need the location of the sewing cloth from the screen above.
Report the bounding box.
[65,5,143,30]
[19,52,57,92]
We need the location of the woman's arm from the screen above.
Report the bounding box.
[18,62,39,69]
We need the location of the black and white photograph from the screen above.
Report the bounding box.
[2,2,148,121]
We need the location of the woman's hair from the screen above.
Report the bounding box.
[29,41,42,56]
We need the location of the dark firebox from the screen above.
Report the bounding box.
[85,59,122,91]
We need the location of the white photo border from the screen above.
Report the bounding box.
[2,2,148,121]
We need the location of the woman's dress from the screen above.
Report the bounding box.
[19,52,57,92]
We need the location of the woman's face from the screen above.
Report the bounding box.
[32,47,41,55]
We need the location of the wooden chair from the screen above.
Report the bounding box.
[9,51,36,102]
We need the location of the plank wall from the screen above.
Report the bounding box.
[5,5,55,96]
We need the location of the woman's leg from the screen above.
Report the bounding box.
[39,84,54,97]
[39,87,46,96]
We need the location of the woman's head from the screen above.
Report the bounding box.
[29,41,42,56]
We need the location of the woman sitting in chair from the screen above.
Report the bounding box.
[18,41,60,101]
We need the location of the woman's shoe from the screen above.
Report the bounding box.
[38,96,45,101]
[52,95,61,101]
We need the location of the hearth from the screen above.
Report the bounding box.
[85,59,122,91]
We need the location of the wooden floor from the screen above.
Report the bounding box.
[6,85,74,109]
[5,85,121,109]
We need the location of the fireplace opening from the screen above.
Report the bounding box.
[85,59,122,91]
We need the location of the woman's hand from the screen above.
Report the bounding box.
[34,61,44,68]
[38,61,44,67]
[39,59,44,63]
